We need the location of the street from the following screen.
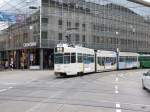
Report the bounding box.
[0,70,150,112]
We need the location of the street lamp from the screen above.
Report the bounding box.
[116,48,120,70]
[115,31,119,48]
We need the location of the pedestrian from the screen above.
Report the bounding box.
[5,60,9,69]
[10,58,14,71]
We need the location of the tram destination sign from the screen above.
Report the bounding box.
[23,42,37,47]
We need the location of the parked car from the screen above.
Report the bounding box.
[142,70,150,90]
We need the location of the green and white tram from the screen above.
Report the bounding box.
[54,44,95,76]
[139,54,150,68]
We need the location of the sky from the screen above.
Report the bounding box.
[0,0,40,30]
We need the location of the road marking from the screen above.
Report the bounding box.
[0,86,14,93]
[0,82,16,85]
[120,74,124,77]
[115,90,119,94]
[116,103,120,108]
[116,109,122,112]
[8,87,13,89]
[115,85,118,90]
[0,89,7,92]
[116,78,118,82]
[116,103,121,112]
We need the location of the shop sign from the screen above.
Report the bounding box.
[23,42,37,47]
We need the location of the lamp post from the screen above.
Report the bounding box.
[115,31,120,70]
[116,48,120,70]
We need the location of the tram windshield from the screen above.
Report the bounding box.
[54,53,63,64]
[54,53,76,64]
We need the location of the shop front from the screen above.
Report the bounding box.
[5,49,40,69]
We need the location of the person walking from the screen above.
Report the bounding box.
[10,58,14,71]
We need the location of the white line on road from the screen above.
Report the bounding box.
[0,86,14,93]
[8,87,13,89]
[115,90,119,94]
[116,103,121,112]
[0,82,16,85]
[116,78,118,82]
[116,109,122,112]
[0,89,7,92]
[116,103,120,108]
[115,85,118,90]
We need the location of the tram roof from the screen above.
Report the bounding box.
[139,54,150,57]
[97,50,116,57]
[56,43,94,54]
[119,52,139,56]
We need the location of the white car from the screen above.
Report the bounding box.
[142,70,150,90]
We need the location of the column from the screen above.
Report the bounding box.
[40,48,43,70]
[16,50,20,69]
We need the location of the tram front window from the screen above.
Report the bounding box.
[71,53,76,63]
[54,54,63,64]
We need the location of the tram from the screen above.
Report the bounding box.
[54,43,140,76]
[118,52,140,69]
[139,54,150,68]
[54,44,95,76]
[96,50,117,72]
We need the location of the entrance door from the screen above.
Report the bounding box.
[43,49,54,69]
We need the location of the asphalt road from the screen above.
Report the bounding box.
[0,69,150,112]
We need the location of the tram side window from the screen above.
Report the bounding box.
[98,57,102,65]
[134,57,137,62]
[91,55,94,63]
[83,54,86,63]
[119,56,125,62]
[64,53,70,64]
[106,57,110,63]
[143,56,150,61]
[126,56,130,62]
[78,53,83,63]
[102,57,105,65]
[111,57,116,65]
[54,54,63,64]
[71,53,76,63]
[83,54,88,64]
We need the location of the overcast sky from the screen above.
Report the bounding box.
[0,0,40,14]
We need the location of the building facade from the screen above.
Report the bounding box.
[0,0,150,69]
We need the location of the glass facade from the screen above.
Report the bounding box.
[0,0,150,69]
[41,0,150,53]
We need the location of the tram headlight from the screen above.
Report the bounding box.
[57,47,64,52]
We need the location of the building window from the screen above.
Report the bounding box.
[41,31,48,39]
[67,21,71,28]
[82,35,86,42]
[82,24,86,31]
[58,33,62,40]
[75,34,80,42]
[58,19,63,26]
[42,18,48,24]
[75,22,79,28]
[42,0,48,3]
